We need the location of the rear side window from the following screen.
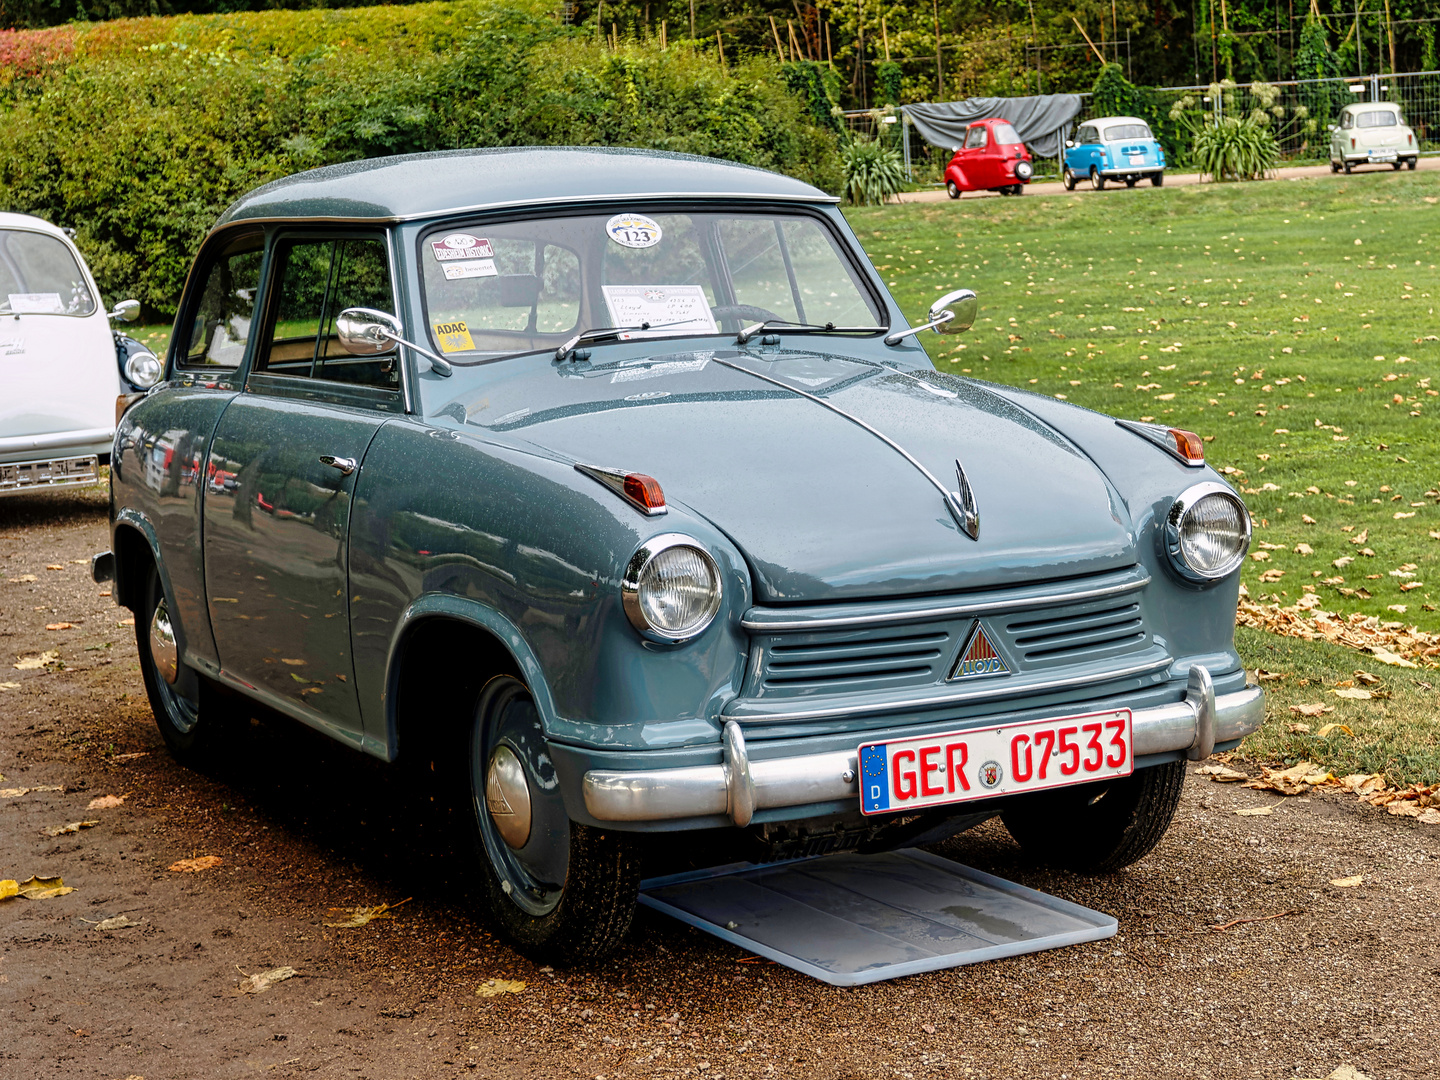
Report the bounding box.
[1357,110,1398,129]
[179,235,264,369]
[0,230,95,316]
[1103,123,1152,141]
[993,122,1023,145]
[1076,126,1097,144]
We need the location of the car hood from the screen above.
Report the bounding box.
[436,348,1136,603]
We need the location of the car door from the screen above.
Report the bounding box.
[202,231,404,747]
[958,123,989,187]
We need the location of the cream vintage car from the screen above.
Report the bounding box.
[1329,101,1419,173]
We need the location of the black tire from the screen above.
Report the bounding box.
[1062,167,1076,191]
[1151,172,1164,187]
[1330,159,1341,173]
[1125,176,1137,188]
[1012,184,1025,196]
[1090,167,1105,191]
[466,675,640,962]
[946,180,961,199]
[1407,157,1417,170]
[135,562,213,760]
[1343,160,1353,174]
[1393,161,1403,171]
[1001,759,1185,873]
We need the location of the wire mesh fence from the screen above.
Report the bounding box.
[875,70,1440,186]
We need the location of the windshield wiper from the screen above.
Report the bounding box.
[555,319,698,362]
[735,319,886,345]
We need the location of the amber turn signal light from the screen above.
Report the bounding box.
[1167,428,1205,465]
[623,473,666,512]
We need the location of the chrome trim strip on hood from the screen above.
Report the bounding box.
[722,653,1174,724]
[740,569,1151,633]
[711,356,978,537]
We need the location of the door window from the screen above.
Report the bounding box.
[178,234,264,370]
[258,236,399,391]
[0,230,96,317]
[964,126,988,150]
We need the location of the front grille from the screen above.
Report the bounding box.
[741,567,1156,702]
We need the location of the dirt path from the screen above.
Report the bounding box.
[3,491,1438,1079]
[896,154,1440,203]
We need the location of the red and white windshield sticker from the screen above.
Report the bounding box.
[430,233,494,262]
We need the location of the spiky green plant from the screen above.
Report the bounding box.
[841,136,904,205]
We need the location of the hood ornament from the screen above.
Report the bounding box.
[947,459,979,540]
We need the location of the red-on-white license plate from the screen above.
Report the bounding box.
[857,709,1133,816]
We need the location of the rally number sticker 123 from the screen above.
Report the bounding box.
[857,709,1133,816]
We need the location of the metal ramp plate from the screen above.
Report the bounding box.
[639,848,1116,986]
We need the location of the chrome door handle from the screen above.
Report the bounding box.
[319,455,357,476]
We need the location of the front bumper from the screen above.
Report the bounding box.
[583,668,1263,827]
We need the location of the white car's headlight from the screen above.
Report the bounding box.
[622,534,722,642]
[124,350,162,388]
[1165,482,1251,583]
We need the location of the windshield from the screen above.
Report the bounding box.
[419,209,882,361]
[0,229,96,316]
[1356,110,1399,129]
[1103,123,1152,141]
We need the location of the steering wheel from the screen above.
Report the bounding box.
[710,303,785,327]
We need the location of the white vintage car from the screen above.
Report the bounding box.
[1329,101,1419,173]
[0,212,155,497]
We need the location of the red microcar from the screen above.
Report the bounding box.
[944,118,1034,198]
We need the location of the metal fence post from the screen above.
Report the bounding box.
[903,113,913,182]
[1371,72,1381,101]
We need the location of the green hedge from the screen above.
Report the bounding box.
[0,0,842,315]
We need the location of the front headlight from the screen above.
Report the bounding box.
[124,350,162,388]
[1165,482,1251,583]
[622,534,722,642]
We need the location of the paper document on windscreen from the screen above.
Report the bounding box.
[601,285,717,340]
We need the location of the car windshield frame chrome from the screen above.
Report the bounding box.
[413,200,890,369]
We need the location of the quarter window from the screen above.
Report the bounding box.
[993,122,1023,145]
[258,236,399,391]
[179,235,264,369]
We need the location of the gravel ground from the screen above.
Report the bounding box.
[3,489,1438,1080]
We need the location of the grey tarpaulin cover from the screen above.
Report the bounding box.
[902,95,1084,157]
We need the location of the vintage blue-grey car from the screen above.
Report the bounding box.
[98,148,1263,961]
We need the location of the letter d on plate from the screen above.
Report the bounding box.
[859,743,889,813]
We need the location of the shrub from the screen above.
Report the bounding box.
[0,0,843,314]
[841,136,903,206]
[1190,114,1280,181]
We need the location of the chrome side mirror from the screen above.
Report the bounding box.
[1065,139,1076,148]
[884,288,978,346]
[929,288,978,334]
[336,306,453,377]
[108,299,140,323]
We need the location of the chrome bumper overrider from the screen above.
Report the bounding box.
[582,669,1264,827]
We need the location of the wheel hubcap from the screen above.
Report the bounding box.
[150,598,179,685]
[486,744,533,850]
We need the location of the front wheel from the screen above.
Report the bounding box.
[466,676,640,962]
[1330,158,1341,173]
[1001,759,1185,873]
[136,563,213,759]
[946,180,961,199]
[1062,167,1077,191]
[1343,159,1353,174]
[1150,172,1164,187]
[1090,167,1105,191]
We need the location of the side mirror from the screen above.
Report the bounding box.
[108,299,140,323]
[336,306,454,377]
[1065,140,1075,149]
[930,289,978,334]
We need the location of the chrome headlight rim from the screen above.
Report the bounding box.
[1164,481,1251,584]
[621,533,723,644]
[124,349,163,389]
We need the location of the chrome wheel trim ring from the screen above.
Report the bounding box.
[485,744,534,850]
[150,598,180,685]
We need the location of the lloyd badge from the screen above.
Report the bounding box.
[948,621,1010,681]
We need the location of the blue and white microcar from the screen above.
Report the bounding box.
[1063,117,1166,190]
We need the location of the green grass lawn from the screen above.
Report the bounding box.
[847,171,1440,783]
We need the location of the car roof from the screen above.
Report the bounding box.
[215,147,838,229]
[0,211,72,239]
[1343,101,1401,111]
[1090,116,1150,128]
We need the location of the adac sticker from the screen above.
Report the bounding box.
[430,233,494,262]
[605,213,662,249]
[432,320,475,353]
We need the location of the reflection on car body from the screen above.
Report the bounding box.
[99,147,1262,963]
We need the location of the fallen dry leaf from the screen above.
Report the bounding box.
[1253,668,1287,681]
[324,897,411,928]
[476,979,526,997]
[1243,761,1335,796]
[1194,764,1248,782]
[1419,808,1440,825]
[2,784,63,799]
[87,914,142,931]
[86,794,126,810]
[1370,648,1419,668]
[109,752,149,763]
[1288,722,1312,734]
[44,622,75,631]
[238,966,298,994]
[43,820,100,837]
[13,650,59,670]
[1339,773,1386,794]
[1353,670,1382,685]
[1329,875,1364,888]
[0,681,21,690]
[1350,528,1369,545]
[168,855,223,873]
[1315,723,1356,738]
[1289,703,1334,718]
[1294,543,1314,556]
[0,875,76,900]
[1330,687,1373,701]
[1235,806,1273,816]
